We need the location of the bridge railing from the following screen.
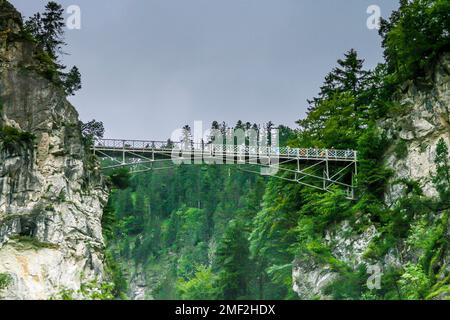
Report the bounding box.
[94,139,357,161]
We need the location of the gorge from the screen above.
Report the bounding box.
[0,0,448,300]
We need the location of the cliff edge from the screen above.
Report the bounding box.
[0,0,108,299]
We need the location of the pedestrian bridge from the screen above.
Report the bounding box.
[93,139,358,199]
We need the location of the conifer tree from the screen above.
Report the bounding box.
[216,220,250,299]
[25,1,66,60]
[62,66,82,95]
[433,138,450,202]
[25,2,82,95]
[297,49,370,148]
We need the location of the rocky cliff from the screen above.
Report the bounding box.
[384,53,450,203]
[292,53,450,300]
[0,0,108,300]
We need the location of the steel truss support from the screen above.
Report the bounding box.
[236,159,356,200]
[93,140,358,199]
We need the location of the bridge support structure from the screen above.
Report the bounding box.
[93,139,358,199]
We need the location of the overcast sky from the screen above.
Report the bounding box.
[12,0,399,140]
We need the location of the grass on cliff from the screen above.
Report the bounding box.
[0,125,35,153]
[8,236,59,251]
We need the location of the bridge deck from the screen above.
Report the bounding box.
[93,139,358,199]
[93,139,357,162]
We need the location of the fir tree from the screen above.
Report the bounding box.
[62,66,82,95]
[25,1,66,60]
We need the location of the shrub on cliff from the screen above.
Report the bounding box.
[0,125,35,153]
[0,273,11,291]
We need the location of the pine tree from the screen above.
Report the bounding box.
[41,1,66,59]
[182,125,192,146]
[25,1,66,60]
[62,66,82,95]
[216,220,251,299]
[25,2,83,96]
[80,119,104,145]
[297,49,370,148]
[433,138,450,202]
[307,49,368,109]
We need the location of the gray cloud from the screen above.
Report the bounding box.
[12,0,399,140]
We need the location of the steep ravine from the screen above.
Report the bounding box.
[1,0,448,301]
[0,1,108,299]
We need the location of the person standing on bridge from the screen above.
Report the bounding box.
[329,147,336,158]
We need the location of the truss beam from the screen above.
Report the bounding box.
[93,139,358,199]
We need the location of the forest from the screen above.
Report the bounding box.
[0,0,448,302]
[101,0,449,300]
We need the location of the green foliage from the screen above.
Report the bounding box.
[394,139,408,159]
[249,177,304,299]
[215,219,251,299]
[177,266,220,300]
[421,211,448,283]
[33,51,59,80]
[0,126,35,153]
[388,195,432,238]
[62,66,82,95]
[177,208,208,245]
[107,160,267,299]
[380,0,450,84]
[101,0,450,301]
[432,138,450,202]
[398,263,431,300]
[53,281,115,300]
[406,218,437,252]
[81,119,104,147]
[356,125,393,199]
[24,1,66,60]
[396,178,424,196]
[323,265,368,300]
[426,275,450,300]
[296,50,372,149]
[102,198,117,241]
[104,250,129,300]
[0,273,12,291]
[287,0,450,299]
[9,235,59,250]
[364,206,448,300]
[377,267,403,300]
[292,189,354,274]
[24,2,82,95]
[300,188,353,230]
[102,194,129,300]
[108,168,131,190]
[364,194,434,261]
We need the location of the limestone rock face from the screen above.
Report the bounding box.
[383,53,450,202]
[128,265,148,300]
[0,1,108,300]
[292,221,378,299]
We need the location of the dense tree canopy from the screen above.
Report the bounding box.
[102,0,449,300]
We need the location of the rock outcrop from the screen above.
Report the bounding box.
[293,222,378,299]
[0,0,108,300]
[292,53,449,300]
[384,53,450,202]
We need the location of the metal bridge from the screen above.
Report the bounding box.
[93,139,358,199]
